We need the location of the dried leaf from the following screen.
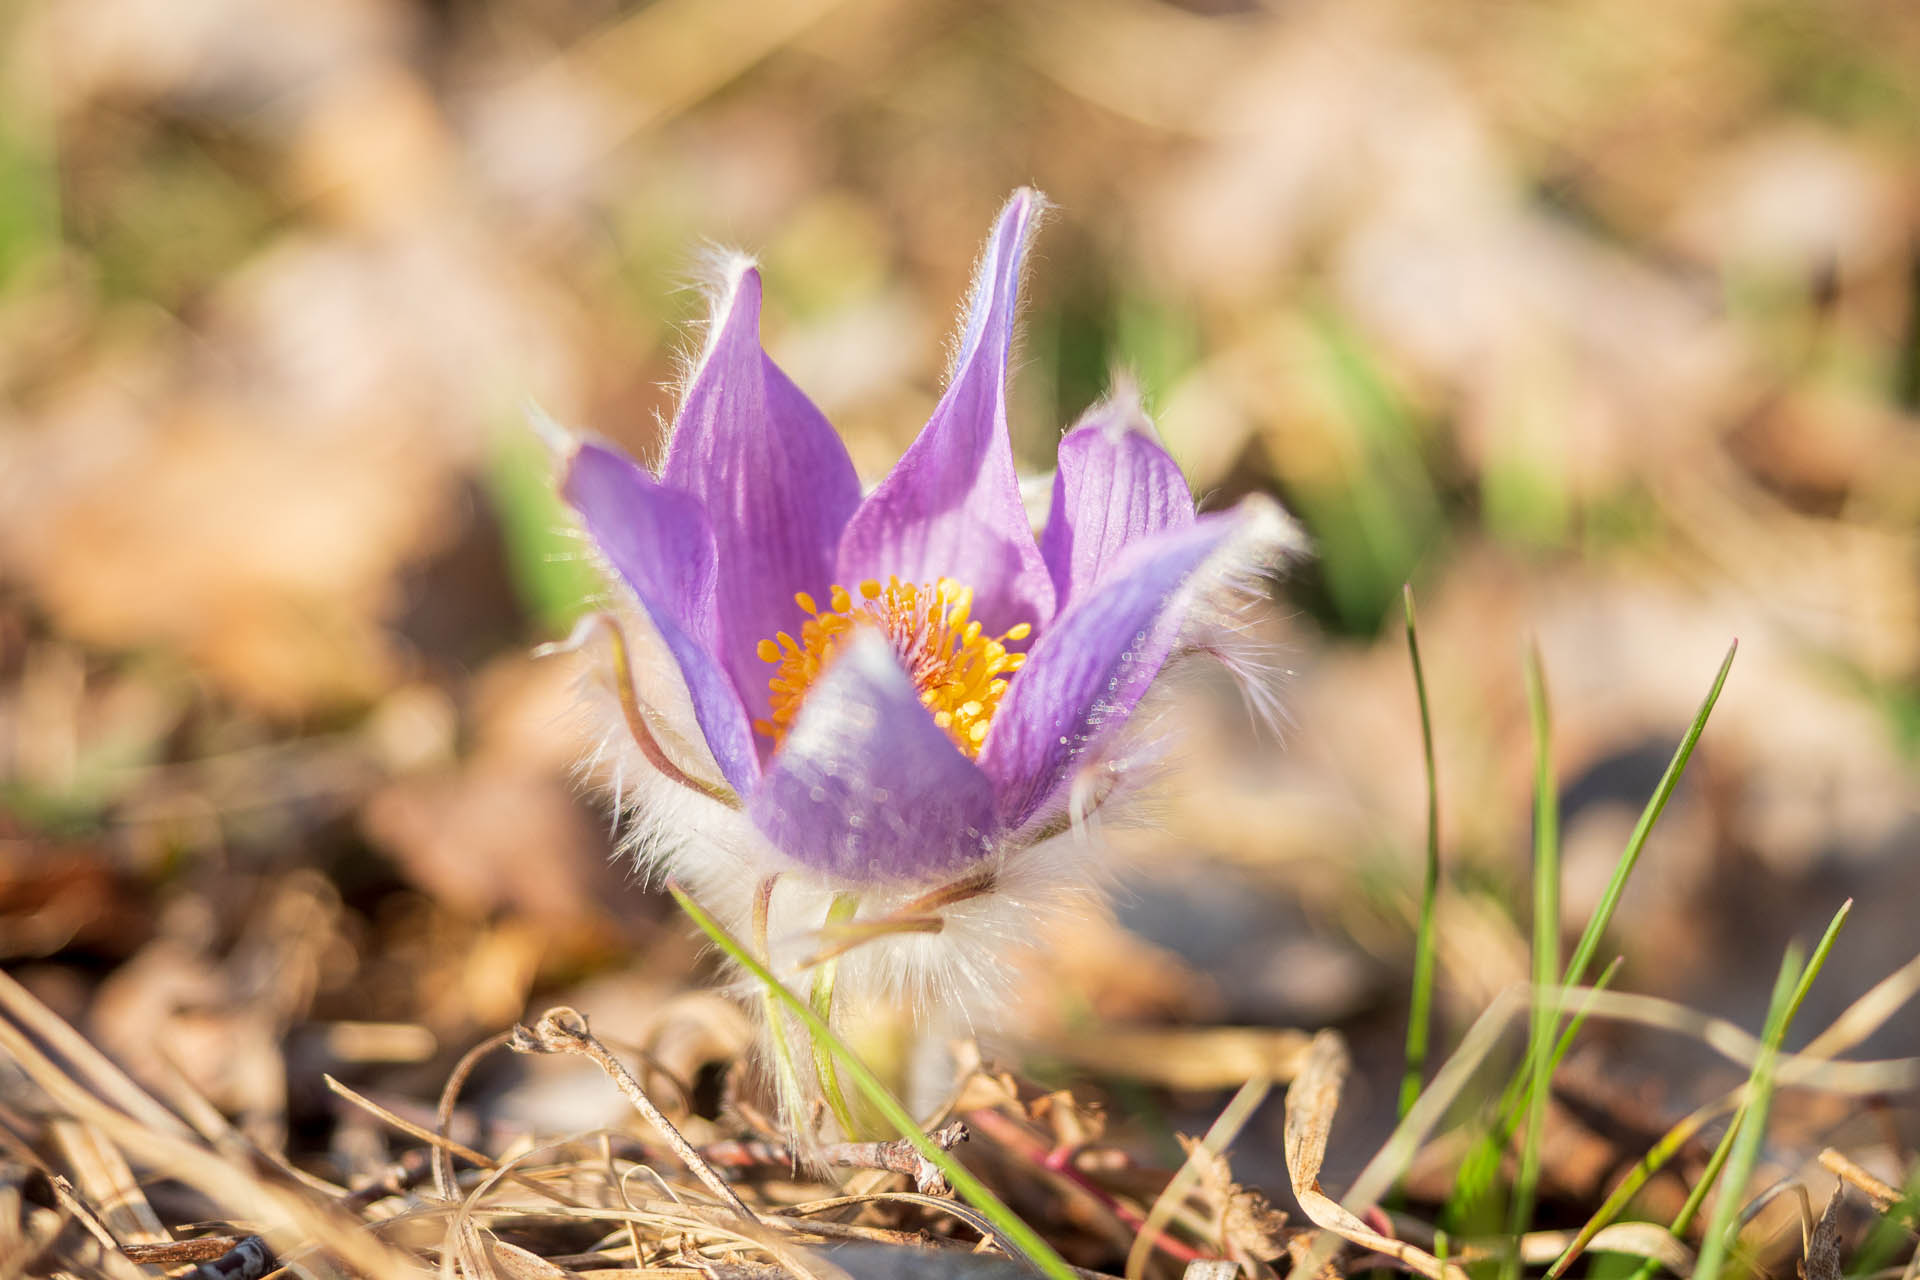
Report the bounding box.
[1282,1030,1467,1280]
[1802,1186,1844,1280]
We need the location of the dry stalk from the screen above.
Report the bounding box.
[701,1122,969,1194]
[1819,1149,1904,1213]
[819,1122,967,1195]
[434,1031,512,1201]
[47,1174,146,1280]
[121,1236,249,1265]
[509,1007,759,1226]
[323,1074,590,1210]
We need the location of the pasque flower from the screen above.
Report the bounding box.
[551,190,1301,1065]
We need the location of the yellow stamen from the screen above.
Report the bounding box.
[755,577,1031,758]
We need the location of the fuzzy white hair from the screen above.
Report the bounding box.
[531,227,1307,1144]
[539,476,1301,1140]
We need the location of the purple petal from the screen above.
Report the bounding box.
[562,441,760,794]
[980,499,1290,829]
[835,189,1055,634]
[748,634,1001,882]
[1040,388,1196,609]
[662,264,862,729]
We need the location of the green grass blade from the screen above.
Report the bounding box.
[1614,898,1852,1280]
[1549,1093,1741,1279]
[1561,642,1737,992]
[1504,643,1561,1278]
[670,884,1081,1280]
[1691,946,1804,1280]
[1399,584,1443,1122]
[1449,644,1738,1235]
[1559,898,1850,1279]
[1545,953,1623,1076]
[1781,898,1851,1031]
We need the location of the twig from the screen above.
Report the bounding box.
[187,1235,277,1280]
[1819,1149,1903,1214]
[823,1122,968,1194]
[47,1174,142,1277]
[509,1006,760,1225]
[339,1146,439,1211]
[121,1237,247,1266]
[434,1032,511,1202]
[323,1074,590,1211]
[700,1126,970,1193]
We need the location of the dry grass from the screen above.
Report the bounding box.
[4,921,1918,1280]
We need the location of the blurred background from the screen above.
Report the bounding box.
[1,0,1917,1187]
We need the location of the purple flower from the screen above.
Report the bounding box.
[549,189,1301,1019]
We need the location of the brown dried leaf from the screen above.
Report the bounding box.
[1283,1030,1466,1280]
[1176,1133,1290,1263]
[1802,1185,1844,1280]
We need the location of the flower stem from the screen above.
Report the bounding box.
[671,882,1079,1280]
[809,893,863,1140]
[754,877,808,1139]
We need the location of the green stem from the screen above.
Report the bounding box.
[1399,584,1442,1123]
[1615,899,1850,1280]
[1691,949,1803,1280]
[753,878,808,1135]
[809,893,862,1139]
[1504,643,1559,1278]
[671,883,1079,1280]
[1447,643,1737,1234]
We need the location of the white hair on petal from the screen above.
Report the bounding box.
[942,189,1052,391]
[640,248,762,466]
[683,248,758,367]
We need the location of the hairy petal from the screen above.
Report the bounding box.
[836,189,1055,634]
[748,634,1001,882]
[1040,388,1196,609]
[663,263,862,729]
[981,497,1300,829]
[563,441,760,793]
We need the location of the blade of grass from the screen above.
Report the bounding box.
[1691,946,1804,1280]
[669,883,1080,1280]
[1399,584,1442,1122]
[1597,899,1852,1280]
[1551,955,1622,1062]
[1654,903,1847,1268]
[1447,643,1738,1231]
[1561,641,1737,992]
[1504,643,1560,1279]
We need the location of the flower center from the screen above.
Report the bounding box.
[752,577,1031,758]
